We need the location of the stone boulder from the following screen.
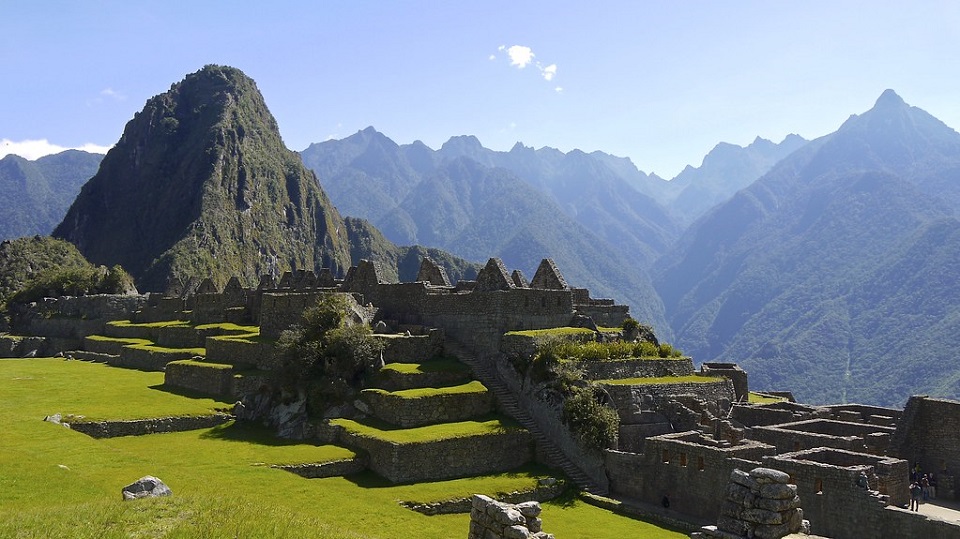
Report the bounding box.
[121,476,172,501]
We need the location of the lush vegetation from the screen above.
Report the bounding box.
[517,341,621,452]
[536,336,683,362]
[0,358,686,538]
[0,150,102,241]
[0,236,93,308]
[277,294,384,415]
[10,264,135,305]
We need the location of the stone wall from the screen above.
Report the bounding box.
[0,335,48,357]
[601,379,735,415]
[468,495,553,539]
[67,414,231,438]
[695,467,805,539]
[112,345,199,371]
[890,396,960,499]
[751,419,894,455]
[731,402,827,428]
[401,479,565,515]
[338,427,533,484]
[361,386,493,428]
[574,357,695,380]
[762,448,911,538]
[495,355,610,492]
[165,361,234,397]
[604,431,776,521]
[272,457,367,479]
[205,336,281,371]
[376,330,444,363]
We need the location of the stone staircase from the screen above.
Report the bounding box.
[443,339,609,496]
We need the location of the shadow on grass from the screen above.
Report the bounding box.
[342,463,565,492]
[147,383,234,405]
[198,421,320,447]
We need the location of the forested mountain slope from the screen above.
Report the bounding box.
[655,90,960,405]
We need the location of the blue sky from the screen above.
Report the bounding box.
[2,1,959,178]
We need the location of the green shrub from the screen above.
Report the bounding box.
[532,334,682,362]
[621,317,640,332]
[562,387,619,451]
[9,264,136,304]
[277,294,383,415]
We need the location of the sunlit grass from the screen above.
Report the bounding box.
[748,392,787,404]
[331,416,522,444]
[363,380,487,400]
[0,358,687,538]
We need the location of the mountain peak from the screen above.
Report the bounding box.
[54,65,352,290]
[440,135,484,153]
[874,89,906,109]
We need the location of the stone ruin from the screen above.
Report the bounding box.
[695,467,807,539]
[468,495,553,539]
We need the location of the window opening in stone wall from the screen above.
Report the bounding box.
[697,456,705,471]
[541,297,546,308]
[662,450,670,464]
[794,441,801,452]
[815,478,823,495]
[557,297,562,306]
[680,453,687,467]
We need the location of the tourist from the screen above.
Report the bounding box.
[910,482,922,511]
[856,471,869,489]
[929,472,937,499]
[921,474,930,501]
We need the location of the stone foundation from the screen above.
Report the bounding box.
[66,414,232,438]
[468,495,553,539]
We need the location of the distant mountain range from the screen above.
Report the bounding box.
[0,150,102,240]
[6,65,959,406]
[655,90,960,405]
[301,130,687,328]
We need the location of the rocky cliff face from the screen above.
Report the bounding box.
[54,65,353,291]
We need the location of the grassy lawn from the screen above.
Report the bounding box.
[107,320,192,329]
[0,358,687,538]
[363,380,487,400]
[331,415,523,444]
[504,327,595,338]
[748,392,787,404]
[378,359,470,375]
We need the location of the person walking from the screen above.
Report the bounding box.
[910,482,922,511]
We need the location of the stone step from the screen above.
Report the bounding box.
[375,359,472,391]
[443,340,609,496]
[361,381,493,428]
[329,416,532,484]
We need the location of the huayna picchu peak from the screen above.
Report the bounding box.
[52,65,475,293]
[54,65,353,291]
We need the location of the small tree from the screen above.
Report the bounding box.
[277,294,383,415]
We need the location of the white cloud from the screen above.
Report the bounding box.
[494,45,561,90]
[541,64,557,81]
[0,139,111,160]
[555,87,564,94]
[100,87,126,101]
[506,45,535,68]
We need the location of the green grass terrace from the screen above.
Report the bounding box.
[0,357,687,538]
